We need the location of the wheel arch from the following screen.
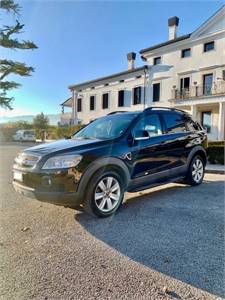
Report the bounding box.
[77,157,130,199]
[187,146,207,167]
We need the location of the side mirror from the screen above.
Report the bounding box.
[134,130,150,141]
[64,135,71,139]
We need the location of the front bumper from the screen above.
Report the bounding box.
[13,180,82,207]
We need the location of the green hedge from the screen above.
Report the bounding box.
[208,141,224,147]
[53,124,84,139]
[207,145,224,165]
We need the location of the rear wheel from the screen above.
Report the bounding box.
[83,170,125,217]
[185,155,205,186]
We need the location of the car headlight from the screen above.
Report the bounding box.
[42,155,82,169]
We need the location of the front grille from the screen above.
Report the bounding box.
[15,152,41,169]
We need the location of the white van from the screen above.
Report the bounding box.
[13,130,36,142]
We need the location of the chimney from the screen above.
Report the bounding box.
[127,52,136,70]
[168,16,179,40]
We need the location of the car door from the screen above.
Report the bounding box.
[159,111,191,175]
[130,112,171,182]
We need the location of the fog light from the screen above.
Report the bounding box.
[42,176,52,186]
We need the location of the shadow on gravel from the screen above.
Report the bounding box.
[75,180,225,297]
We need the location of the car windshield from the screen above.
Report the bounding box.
[73,114,137,140]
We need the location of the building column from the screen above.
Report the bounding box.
[218,102,225,140]
[72,89,78,125]
[190,105,197,121]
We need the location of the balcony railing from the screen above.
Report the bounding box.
[171,82,225,100]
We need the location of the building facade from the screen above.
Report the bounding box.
[61,6,225,141]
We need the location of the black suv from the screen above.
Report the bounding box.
[13,107,207,217]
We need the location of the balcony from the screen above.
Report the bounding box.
[171,82,225,101]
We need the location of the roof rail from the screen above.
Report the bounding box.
[107,111,128,115]
[144,106,187,114]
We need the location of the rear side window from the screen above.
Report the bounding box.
[163,112,187,133]
[186,119,200,132]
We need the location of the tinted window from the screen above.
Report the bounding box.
[164,112,187,133]
[133,114,162,137]
[102,93,109,109]
[133,87,142,105]
[118,90,124,107]
[24,131,35,135]
[90,96,95,110]
[153,83,160,102]
[186,119,200,132]
[204,41,214,52]
[77,98,82,112]
[153,57,161,65]
[181,48,191,58]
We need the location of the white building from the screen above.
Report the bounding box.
[61,5,225,141]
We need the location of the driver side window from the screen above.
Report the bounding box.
[133,114,163,137]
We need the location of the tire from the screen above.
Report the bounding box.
[185,155,205,186]
[83,170,125,218]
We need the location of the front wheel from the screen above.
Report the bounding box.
[185,155,205,186]
[83,170,125,218]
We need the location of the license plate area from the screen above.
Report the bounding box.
[13,171,23,182]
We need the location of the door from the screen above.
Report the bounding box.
[130,113,174,182]
[203,73,213,95]
[180,77,190,97]
[201,111,212,133]
[160,111,191,173]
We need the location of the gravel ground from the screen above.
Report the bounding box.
[0,143,224,300]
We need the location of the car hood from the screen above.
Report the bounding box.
[24,138,105,156]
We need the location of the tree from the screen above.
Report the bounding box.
[0,0,38,109]
[33,112,49,130]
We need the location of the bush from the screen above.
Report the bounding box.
[208,140,224,147]
[54,124,84,139]
[0,126,17,142]
[207,145,224,165]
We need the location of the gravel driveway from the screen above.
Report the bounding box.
[0,143,224,300]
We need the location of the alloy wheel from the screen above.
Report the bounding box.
[94,176,121,212]
[192,158,204,183]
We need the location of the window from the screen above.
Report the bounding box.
[118,90,124,107]
[181,48,191,58]
[90,96,95,111]
[180,77,190,97]
[204,41,214,52]
[186,119,200,132]
[77,98,82,112]
[73,114,137,140]
[222,70,225,81]
[163,112,187,133]
[201,111,211,133]
[102,93,109,109]
[133,87,142,105]
[203,73,213,95]
[153,83,160,102]
[133,114,162,137]
[180,77,190,90]
[153,57,161,65]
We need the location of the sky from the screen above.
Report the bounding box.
[0,0,224,117]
